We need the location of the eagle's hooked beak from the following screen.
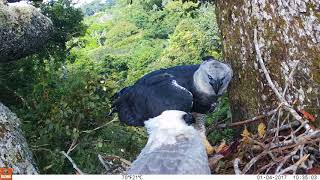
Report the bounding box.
[209,78,223,95]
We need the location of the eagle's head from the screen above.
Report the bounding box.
[143,110,198,151]
[194,56,233,96]
[144,110,195,134]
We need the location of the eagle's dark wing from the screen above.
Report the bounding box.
[112,73,193,126]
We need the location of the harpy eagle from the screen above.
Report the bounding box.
[110,56,233,153]
[127,110,211,174]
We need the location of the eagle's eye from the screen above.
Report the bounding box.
[208,75,213,80]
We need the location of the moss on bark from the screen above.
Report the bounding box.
[0,103,38,174]
[0,1,53,62]
[216,0,320,127]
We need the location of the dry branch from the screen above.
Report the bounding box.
[61,151,85,174]
[102,154,132,166]
[278,154,310,174]
[233,158,242,175]
[81,118,117,134]
[207,109,278,135]
[98,154,110,172]
[253,28,312,133]
[66,139,78,155]
[282,61,299,97]
[253,29,285,103]
[269,121,300,134]
[275,147,300,173]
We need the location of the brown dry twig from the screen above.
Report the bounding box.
[278,154,310,174]
[219,109,278,129]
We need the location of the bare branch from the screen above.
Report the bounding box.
[98,154,110,172]
[242,150,267,174]
[67,139,78,155]
[275,146,300,173]
[270,130,320,149]
[81,119,117,134]
[216,108,278,129]
[278,154,310,174]
[61,151,85,174]
[253,28,312,133]
[253,28,285,103]
[268,121,300,134]
[282,61,299,97]
[102,154,132,166]
[233,158,242,175]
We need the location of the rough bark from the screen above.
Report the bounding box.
[0,0,53,62]
[0,102,38,174]
[216,0,320,125]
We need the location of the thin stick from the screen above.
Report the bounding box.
[253,28,285,103]
[206,117,229,135]
[217,109,278,128]
[81,119,117,134]
[253,28,312,132]
[256,161,278,174]
[103,154,132,166]
[282,61,299,97]
[269,121,300,134]
[242,151,267,174]
[272,107,283,144]
[278,154,310,174]
[67,139,78,155]
[98,154,110,172]
[270,130,320,149]
[233,158,242,175]
[61,151,85,174]
[275,146,300,173]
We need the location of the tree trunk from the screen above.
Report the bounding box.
[215,1,320,127]
[0,102,38,174]
[0,0,53,62]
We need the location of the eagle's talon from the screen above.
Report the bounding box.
[203,137,215,155]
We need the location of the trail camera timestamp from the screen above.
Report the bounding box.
[257,175,319,180]
[293,175,319,180]
[257,175,287,180]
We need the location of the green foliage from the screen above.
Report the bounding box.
[207,95,232,125]
[41,0,87,45]
[208,128,234,145]
[19,59,146,173]
[0,0,232,174]
[206,94,234,144]
[80,0,115,16]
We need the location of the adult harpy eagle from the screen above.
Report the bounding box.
[127,110,211,174]
[110,56,233,153]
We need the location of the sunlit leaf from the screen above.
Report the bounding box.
[241,127,251,144]
[257,122,266,138]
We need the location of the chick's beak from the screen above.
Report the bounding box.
[182,113,195,125]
